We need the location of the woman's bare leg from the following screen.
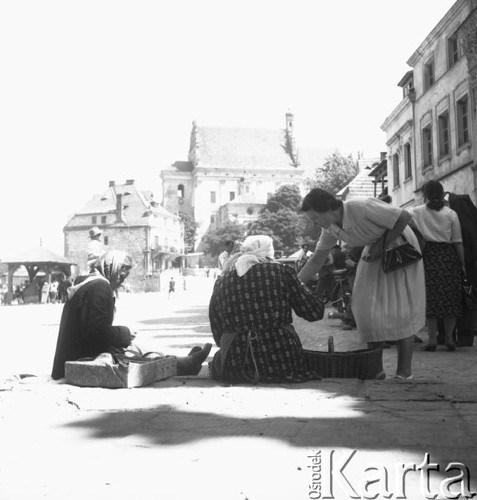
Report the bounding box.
[443,317,457,346]
[426,318,438,346]
[396,336,414,377]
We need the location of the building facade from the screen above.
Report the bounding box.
[64,180,184,290]
[382,0,477,207]
[160,113,318,248]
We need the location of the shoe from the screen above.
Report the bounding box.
[421,344,437,352]
[375,371,386,380]
[342,324,353,331]
[446,343,457,352]
[394,374,414,380]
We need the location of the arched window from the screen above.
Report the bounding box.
[177,184,184,198]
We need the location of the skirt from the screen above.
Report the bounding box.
[423,242,463,319]
[351,226,426,343]
[210,324,320,383]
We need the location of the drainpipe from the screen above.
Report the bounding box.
[409,88,418,204]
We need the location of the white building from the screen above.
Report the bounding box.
[160,113,329,248]
[382,0,477,207]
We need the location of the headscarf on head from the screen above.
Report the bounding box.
[68,250,133,299]
[221,235,275,277]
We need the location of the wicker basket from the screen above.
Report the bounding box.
[303,347,383,380]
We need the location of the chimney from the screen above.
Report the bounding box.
[109,180,115,188]
[126,179,134,185]
[116,193,123,222]
[380,152,387,162]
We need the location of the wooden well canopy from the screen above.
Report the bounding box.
[1,247,77,300]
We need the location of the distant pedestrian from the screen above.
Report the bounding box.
[168,277,176,298]
[41,281,50,304]
[205,266,210,278]
[87,226,104,270]
[218,240,235,271]
[183,277,187,291]
[297,243,313,272]
[49,280,58,303]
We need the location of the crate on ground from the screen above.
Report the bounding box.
[65,353,177,389]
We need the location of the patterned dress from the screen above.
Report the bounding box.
[409,204,464,319]
[209,261,324,383]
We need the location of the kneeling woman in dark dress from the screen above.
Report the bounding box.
[209,235,324,383]
[52,250,211,380]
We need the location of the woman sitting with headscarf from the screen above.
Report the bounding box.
[209,235,324,383]
[51,249,211,380]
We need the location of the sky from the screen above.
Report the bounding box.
[0,0,457,257]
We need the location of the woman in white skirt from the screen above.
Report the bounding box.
[298,189,425,380]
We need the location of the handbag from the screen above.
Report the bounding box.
[381,230,422,273]
[462,278,477,310]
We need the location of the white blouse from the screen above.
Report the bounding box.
[408,204,462,243]
[316,198,402,251]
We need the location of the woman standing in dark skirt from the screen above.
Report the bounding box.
[409,181,466,351]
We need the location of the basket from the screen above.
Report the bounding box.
[65,354,177,388]
[303,347,383,380]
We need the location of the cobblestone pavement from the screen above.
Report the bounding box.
[1,276,476,500]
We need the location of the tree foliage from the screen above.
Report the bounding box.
[179,211,199,252]
[307,151,359,195]
[200,222,246,257]
[263,184,302,213]
[248,184,318,255]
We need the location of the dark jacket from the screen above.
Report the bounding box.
[51,279,131,379]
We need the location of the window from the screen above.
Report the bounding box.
[392,153,400,187]
[104,236,109,245]
[210,214,216,224]
[210,191,216,203]
[447,32,460,69]
[438,112,450,159]
[457,95,470,147]
[155,235,159,248]
[92,216,97,224]
[404,142,412,179]
[424,58,435,91]
[229,191,235,201]
[101,215,107,224]
[177,184,184,198]
[422,125,433,169]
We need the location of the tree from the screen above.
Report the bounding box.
[249,209,305,255]
[307,151,359,195]
[263,184,302,213]
[248,185,313,255]
[179,211,199,252]
[200,222,246,257]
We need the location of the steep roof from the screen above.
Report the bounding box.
[66,181,179,228]
[2,247,75,265]
[195,126,296,170]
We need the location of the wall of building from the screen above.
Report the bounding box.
[64,226,149,291]
[162,175,195,217]
[412,1,473,196]
[382,99,415,207]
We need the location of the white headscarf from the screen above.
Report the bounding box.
[221,235,275,277]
